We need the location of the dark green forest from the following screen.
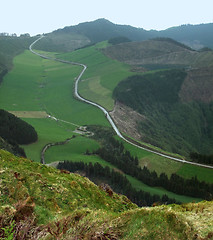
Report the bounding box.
[0,109,38,145]
[113,69,213,156]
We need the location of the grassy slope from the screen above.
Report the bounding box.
[0,149,212,240]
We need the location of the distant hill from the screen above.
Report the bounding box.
[158,23,213,49]
[34,19,213,53]
[53,18,153,43]
[102,38,213,69]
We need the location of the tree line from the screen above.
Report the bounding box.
[93,139,212,200]
[57,161,178,207]
[190,152,213,165]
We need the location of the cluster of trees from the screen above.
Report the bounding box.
[0,109,38,145]
[108,36,131,45]
[190,152,213,165]
[58,161,178,207]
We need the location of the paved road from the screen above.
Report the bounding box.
[29,36,213,169]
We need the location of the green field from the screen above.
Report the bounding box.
[0,50,109,163]
[57,42,135,110]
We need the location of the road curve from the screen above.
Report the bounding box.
[29,36,213,169]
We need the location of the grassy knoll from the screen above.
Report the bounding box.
[57,42,135,110]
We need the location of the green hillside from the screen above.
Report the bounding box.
[0,149,212,239]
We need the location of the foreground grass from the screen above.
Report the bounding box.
[0,149,212,240]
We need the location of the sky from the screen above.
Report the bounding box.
[1,0,213,36]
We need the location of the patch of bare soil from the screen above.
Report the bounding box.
[9,111,48,118]
[179,67,213,103]
[110,101,145,141]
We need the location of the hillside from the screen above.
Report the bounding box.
[112,69,213,157]
[102,38,213,69]
[0,149,212,239]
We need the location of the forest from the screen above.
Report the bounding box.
[0,109,38,145]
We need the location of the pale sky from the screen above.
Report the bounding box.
[1,0,213,36]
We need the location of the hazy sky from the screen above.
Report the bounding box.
[1,0,213,36]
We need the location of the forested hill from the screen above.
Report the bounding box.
[53,18,153,43]
[37,19,213,49]
[113,69,213,157]
[157,23,213,49]
[33,19,213,53]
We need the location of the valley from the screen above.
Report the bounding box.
[0,19,213,239]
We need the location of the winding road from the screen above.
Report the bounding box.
[29,36,213,169]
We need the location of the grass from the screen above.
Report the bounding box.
[177,164,213,183]
[57,42,135,110]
